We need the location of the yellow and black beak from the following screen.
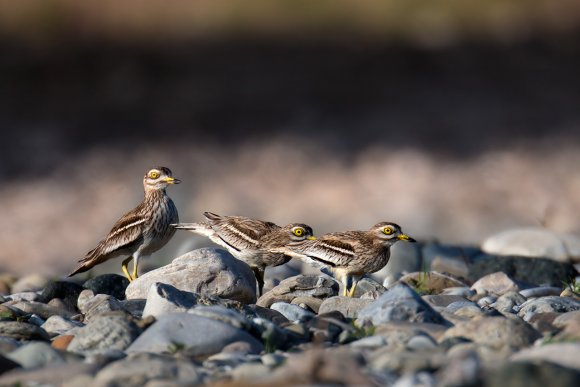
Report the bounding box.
[398,234,416,242]
[307,236,317,240]
[165,177,181,184]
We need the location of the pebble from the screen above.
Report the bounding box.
[270,302,315,323]
[257,274,339,308]
[318,296,374,318]
[471,271,520,296]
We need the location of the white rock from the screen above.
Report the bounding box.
[482,227,580,262]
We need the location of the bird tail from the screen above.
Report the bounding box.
[171,222,213,237]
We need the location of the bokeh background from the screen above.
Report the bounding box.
[2,0,580,277]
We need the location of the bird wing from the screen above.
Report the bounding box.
[208,214,280,248]
[80,210,147,263]
[297,233,359,267]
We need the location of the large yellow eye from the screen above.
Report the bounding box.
[383,227,394,235]
[293,228,304,237]
[149,171,160,179]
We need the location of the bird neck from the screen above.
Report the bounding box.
[144,187,166,200]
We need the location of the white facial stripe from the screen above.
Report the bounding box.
[109,219,147,238]
[320,242,355,256]
[224,224,260,245]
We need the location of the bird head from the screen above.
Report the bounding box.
[143,167,181,191]
[371,222,416,245]
[286,223,316,242]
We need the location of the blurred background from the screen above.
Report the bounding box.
[1,0,580,277]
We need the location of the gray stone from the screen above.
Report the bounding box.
[482,227,580,263]
[0,337,20,355]
[68,312,142,356]
[510,342,580,371]
[519,286,562,298]
[188,305,252,331]
[230,362,271,382]
[369,348,446,374]
[471,271,520,296]
[356,283,448,327]
[436,347,481,387]
[10,274,49,293]
[257,274,339,308]
[127,313,262,357]
[142,282,198,318]
[270,302,315,323]
[120,299,147,319]
[442,316,541,351]
[41,315,84,337]
[11,300,76,320]
[406,335,437,350]
[352,277,386,298]
[5,341,66,369]
[77,289,126,322]
[516,296,580,322]
[422,244,476,279]
[83,274,129,301]
[422,294,470,308]
[0,361,98,386]
[0,354,20,375]
[0,321,50,341]
[477,296,497,308]
[290,296,323,313]
[7,292,39,302]
[93,352,206,386]
[441,287,476,297]
[393,372,436,387]
[349,335,388,348]
[381,242,423,286]
[319,296,374,318]
[492,291,527,314]
[400,271,468,295]
[126,248,257,304]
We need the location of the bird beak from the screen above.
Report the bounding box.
[165,177,181,184]
[307,236,317,240]
[398,234,416,242]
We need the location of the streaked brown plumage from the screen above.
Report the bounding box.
[280,222,415,297]
[173,212,315,295]
[68,167,180,281]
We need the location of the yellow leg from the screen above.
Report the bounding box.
[121,256,134,282]
[347,281,358,298]
[132,259,139,280]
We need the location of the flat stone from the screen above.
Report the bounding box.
[422,294,470,308]
[519,286,563,298]
[270,302,315,323]
[41,315,83,337]
[482,227,580,263]
[142,282,198,318]
[93,352,206,386]
[421,244,475,280]
[0,354,20,375]
[290,296,323,313]
[511,342,580,371]
[381,242,423,286]
[487,360,580,387]
[442,316,541,351]
[37,281,85,311]
[516,296,580,322]
[51,335,74,351]
[5,341,66,369]
[68,312,142,356]
[11,274,49,293]
[356,283,448,327]
[7,292,39,302]
[127,313,263,358]
[492,291,527,314]
[0,321,50,341]
[400,271,468,295]
[471,272,520,296]
[318,296,374,318]
[126,248,257,304]
[0,361,99,386]
[11,300,76,320]
[83,274,129,301]
[257,274,339,308]
[351,277,386,298]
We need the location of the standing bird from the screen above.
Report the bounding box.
[280,222,415,297]
[68,167,180,282]
[173,212,315,296]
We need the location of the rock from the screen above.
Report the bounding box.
[7,292,39,302]
[519,286,562,298]
[120,299,147,319]
[492,292,527,314]
[422,243,476,280]
[516,296,580,322]
[436,347,481,387]
[356,283,448,327]
[306,311,350,343]
[0,337,20,355]
[257,275,339,308]
[11,300,76,320]
[5,341,67,369]
[486,360,580,387]
[188,305,253,331]
[0,274,16,295]
[83,274,129,300]
[263,261,302,294]
[67,312,142,356]
[381,241,423,286]
[270,302,315,323]
[441,287,476,297]
[442,316,541,351]
[400,271,468,295]
[10,274,49,293]
[93,352,206,386]
[552,311,580,340]
[37,281,85,311]
[527,312,560,334]
[231,362,271,382]
[41,315,83,337]
[351,277,386,298]
[349,335,388,348]
[393,372,437,387]
[127,313,263,357]
[0,321,50,341]
[422,294,470,308]
[142,282,198,318]
[511,342,580,371]
[77,289,126,322]
[368,348,446,374]
[126,248,257,304]
[248,305,289,325]
[373,322,447,349]
[444,301,486,320]
[482,227,580,263]
[290,296,323,313]
[318,296,374,318]
[0,305,24,321]
[51,335,75,351]
[467,253,577,287]
[0,354,20,375]
[406,334,437,350]
[268,347,372,386]
[471,272,521,296]
[0,362,99,386]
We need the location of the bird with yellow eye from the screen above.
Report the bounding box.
[173,212,316,296]
[278,222,415,297]
[68,167,180,282]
